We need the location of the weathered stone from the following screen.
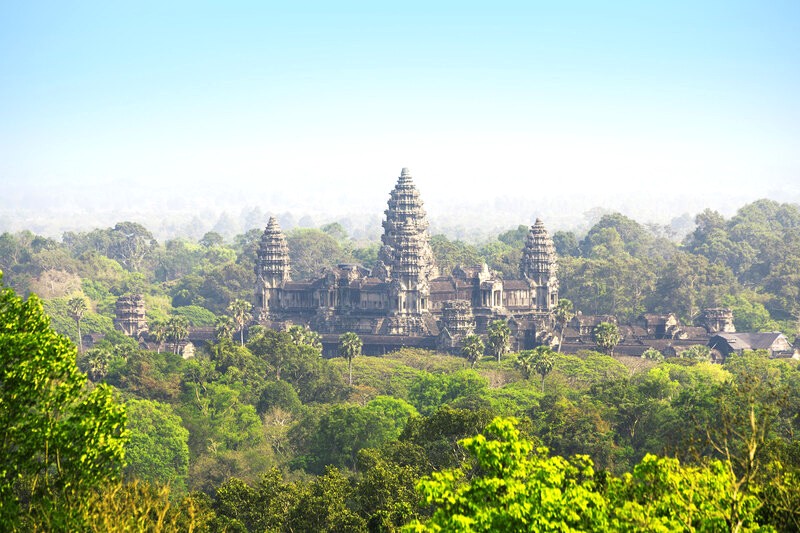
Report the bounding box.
[114,294,147,336]
[701,308,736,333]
[252,169,560,353]
[255,216,291,319]
[520,218,559,312]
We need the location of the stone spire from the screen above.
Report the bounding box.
[256,217,291,284]
[520,218,559,312]
[376,168,437,316]
[378,168,438,282]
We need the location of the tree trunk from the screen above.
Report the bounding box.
[76,320,83,353]
[348,357,353,386]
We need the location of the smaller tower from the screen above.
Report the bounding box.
[520,219,559,313]
[114,294,148,337]
[701,308,736,334]
[255,217,291,317]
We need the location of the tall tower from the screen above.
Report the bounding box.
[254,217,291,317]
[520,218,559,313]
[376,168,438,316]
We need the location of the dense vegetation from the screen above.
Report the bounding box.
[2,198,800,530]
[2,199,799,340]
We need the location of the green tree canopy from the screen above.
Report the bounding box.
[461,334,485,369]
[124,399,190,492]
[0,276,127,523]
[487,320,511,362]
[593,322,621,356]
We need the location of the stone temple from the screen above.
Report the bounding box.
[254,168,559,354]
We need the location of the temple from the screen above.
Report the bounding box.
[254,168,559,354]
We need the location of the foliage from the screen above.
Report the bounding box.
[124,399,190,492]
[406,417,609,532]
[641,347,665,362]
[430,234,482,276]
[172,304,218,327]
[487,319,511,362]
[25,480,211,532]
[408,370,489,416]
[300,397,418,472]
[0,276,127,524]
[554,298,574,353]
[593,322,621,355]
[516,346,556,392]
[461,333,485,368]
[287,228,354,280]
[228,297,252,346]
[407,417,768,532]
[339,331,363,386]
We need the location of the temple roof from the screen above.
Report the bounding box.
[256,216,291,280]
[520,218,558,282]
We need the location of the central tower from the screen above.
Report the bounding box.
[375,168,438,322]
[520,218,559,313]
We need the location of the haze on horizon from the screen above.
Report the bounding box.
[1,2,799,240]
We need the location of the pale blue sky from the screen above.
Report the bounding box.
[1,1,799,232]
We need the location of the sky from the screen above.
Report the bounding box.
[1,1,799,238]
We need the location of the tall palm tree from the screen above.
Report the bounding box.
[150,319,167,353]
[166,316,190,354]
[487,320,511,362]
[515,346,555,392]
[214,315,235,342]
[338,332,362,386]
[67,296,88,353]
[593,322,621,356]
[228,299,252,346]
[462,334,485,369]
[514,350,534,380]
[532,347,555,393]
[85,348,111,381]
[554,299,574,353]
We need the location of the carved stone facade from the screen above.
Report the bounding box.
[255,216,291,320]
[114,294,147,337]
[520,219,559,312]
[700,308,736,334]
[253,168,559,352]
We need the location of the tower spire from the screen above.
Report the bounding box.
[377,168,437,316]
[520,218,559,312]
[254,217,290,316]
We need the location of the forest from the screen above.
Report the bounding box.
[1,197,800,531]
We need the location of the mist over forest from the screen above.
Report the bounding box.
[3,175,794,243]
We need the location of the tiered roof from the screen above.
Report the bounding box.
[520,218,558,285]
[378,168,437,281]
[256,217,291,282]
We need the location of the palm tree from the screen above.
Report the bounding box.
[554,299,574,353]
[85,348,111,381]
[214,315,235,342]
[228,299,252,346]
[166,316,190,354]
[67,296,88,353]
[288,325,322,352]
[514,350,535,380]
[338,332,362,386]
[593,322,621,356]
[150,319,167,353]
[532,347,555,393]
[515,346,555,392]
[487,320,511,362]
[462,334,485,369]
